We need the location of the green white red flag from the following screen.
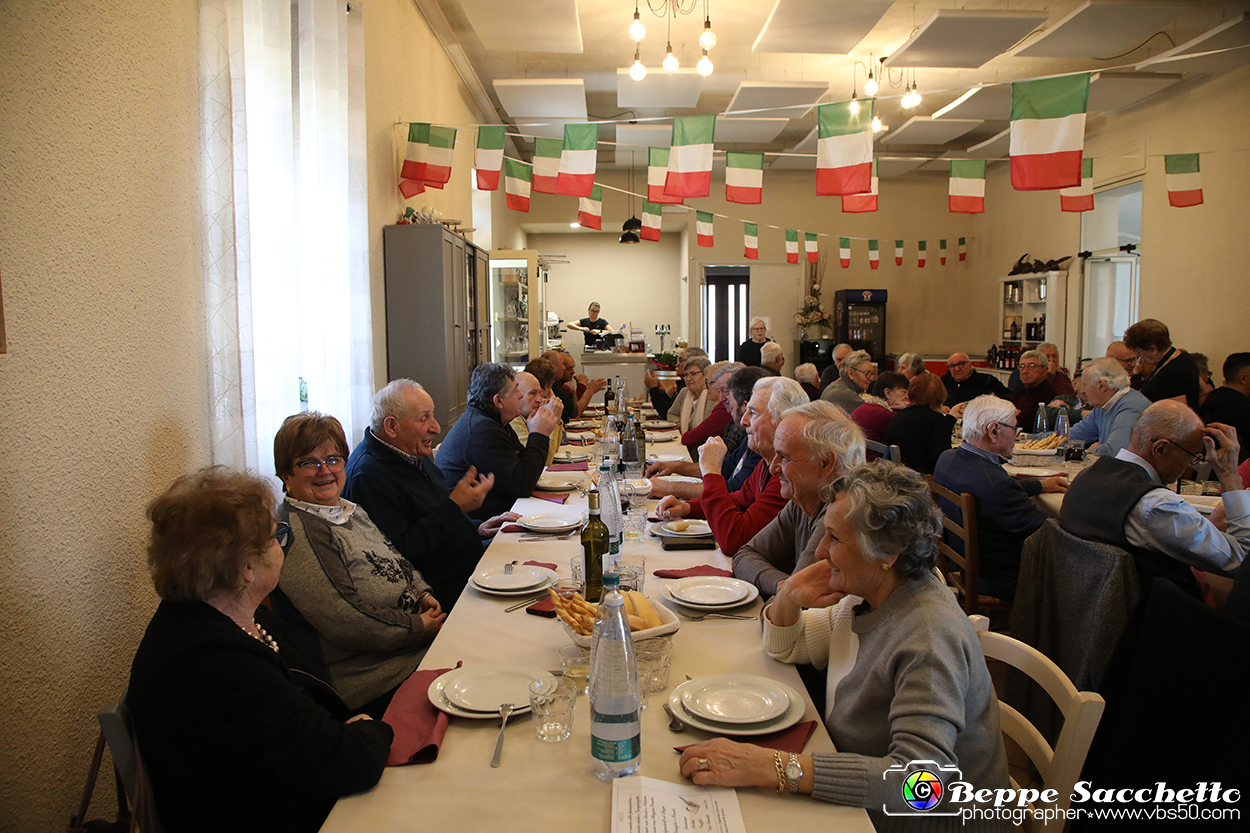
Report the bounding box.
[842,159,879,213]
[557,124,599,197]
[940,239,948,265]
[816,98,874,196]
[697,211,714,247]
[1010,73,1090,190]
[894,240,904,266]
[785,229,799,263]
[805,232,819,263]
[475,126,505,191]
[504,158,532,212]
[648,148,683,204]
[869,239,880,270]
[959,237,967,262]
[577,184,602,229]
[1165,153,1203,207]
[918,240,927,268]
[1060,157,1094,212]
[949,159,986,213]
[423,126,457,189]
[400,123,429,197]
[665,115,716,198]
[641,201,663,241]
[839,237,851,268]
[744,222,759,259]
[531,137,562,194]
[725,151,763,204]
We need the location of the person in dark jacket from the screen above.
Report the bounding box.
[1123,318,1201,409]
[342,379,515,608]
[884,372,957,475]
[737,317,772,367]
[942,352,1009,407]
[1198,352,1250,463]
[435,362,563,521]
[128,467,391,833]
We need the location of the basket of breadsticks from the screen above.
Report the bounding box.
[1012,432,1062,465]
[548,587,680,648]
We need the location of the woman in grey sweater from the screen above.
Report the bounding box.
[679,462,1010,831]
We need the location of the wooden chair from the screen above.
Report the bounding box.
[926,476,1010,618]
[971,616,1105,830]
[96,700,164,833]
[864,439,902,463]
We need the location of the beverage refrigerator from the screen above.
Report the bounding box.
[832,289,888,362]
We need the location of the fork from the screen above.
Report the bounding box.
[675,611,756,622]
[519,527,581,541]
[490,703,515,767]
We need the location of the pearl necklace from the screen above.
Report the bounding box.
[244,620,280,652]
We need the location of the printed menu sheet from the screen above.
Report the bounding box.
[611,776,747,833]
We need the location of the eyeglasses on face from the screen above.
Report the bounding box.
[1161,437,1205,464]
[683,370,704,378]
[294,455,346,472]
[273,521,292,548]
[852,366,876,379]
[947,360,969,369]
[1018,362,1042,371]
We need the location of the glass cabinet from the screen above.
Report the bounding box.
[488,250,548,368]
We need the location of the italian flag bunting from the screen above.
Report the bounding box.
[959,237,967,261]
[557,124,599,197]
[1165,153,1203,207]
[577,184,602,229]
[940,239,948,265]
[805,232,819,263]
[666,115,716,198]
[949,159,987,213]
[868,239,880,270]
[400,123,429,198]
[475,126,505,191]
[423,126,457,189]
[842,159,879,213]
[1010,73,1090,191]
[785,229,799,263]
[918,240,927,268]
[726,151,764,204]
[504,158,532,212]
[648,148,683,204]
[894,240,904,266]
[641,201,663,241]
[1060,157,1094,212]
[816,98,874,196]
[744,222,759,259]
[839,237,851,268]
[696,211,714,247]
[531,137,562,194]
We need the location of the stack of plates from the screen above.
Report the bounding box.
[645,419,678,429]
[535,476,579,492]
[661,576,759,611]
[646,430,680,441]
[468,564,558,597]
[553,451,591,464]
[646,453,687,464]
[427,663,550,719]
[648,519,713,539]
[668,674,804,736]
[516,513,581,533]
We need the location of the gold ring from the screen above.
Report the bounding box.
[697,757,710,771]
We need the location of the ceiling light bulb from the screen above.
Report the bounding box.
[864,73,878,96]
[699,18,716,50]
[629,49,647,81]
[849,92,860,115]
[663,44,679,72]
[901,84,921,109]
[571,222,581,228]
[871,115,882,132]
[629,11,646,42]
[696,50,713,76]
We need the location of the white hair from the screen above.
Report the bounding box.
[840,350,873,379]
[760,342,784,364]
[961,395,1018,442]
[1082,357,1130,392]
[782,400,866,472]
[750,317,766,330]
[897,352,925,376]
[712,362,745,383]
[371,379,425,432]
[794,362,819,385]
[1019,349,1045,366]
[753,377,809,421]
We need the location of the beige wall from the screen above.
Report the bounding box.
[0,1,208,829]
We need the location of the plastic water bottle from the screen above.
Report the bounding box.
[589,572,641,780]
[598,458,623,559]
[1055,409,1071,447]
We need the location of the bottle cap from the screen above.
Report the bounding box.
[602,571,620,588]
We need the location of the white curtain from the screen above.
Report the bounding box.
[200,0,372,477]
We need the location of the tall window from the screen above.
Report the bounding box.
[1080,181,1142,359]
[200,0,372,476]
[701,267,750,362]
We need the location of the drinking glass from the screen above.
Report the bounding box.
[636,647,672,696]
[569,556,584,587]
[558,645,591,695]
[617,554,646,593]
[528,677,576,742]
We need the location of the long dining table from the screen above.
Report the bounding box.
[320,435,873,833]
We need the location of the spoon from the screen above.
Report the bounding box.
[490,703,515,767]
[662,702,685,733]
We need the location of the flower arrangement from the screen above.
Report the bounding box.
[794,256,833,332]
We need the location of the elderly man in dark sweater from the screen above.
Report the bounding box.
[942,352,1009,407]
[342,379,516,608]
[933,395,1068,599]
[436,362,563,521]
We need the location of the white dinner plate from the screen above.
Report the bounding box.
[471,565,551,591]
[668,678,805,736]
[442,663,549,712]
[661,519,713,538]
[1183,493,1221,515]
[645,420,678,429]
[535,476,579,492]
[1010,467,1065,478]
[653,474,703,484]
[469,566,557,597]
[667,576,748,605]
[517,513,581,533]
[646,521,714,540]
[427,675,530,719]
[564,431,595,442]
[680,674,791,724]
[553,452,591,463]
[567,420,599,429]
[647,453,687,463]
[646,431,680,441]
[661,582,760,612]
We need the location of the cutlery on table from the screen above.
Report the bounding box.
[503,594,550,613]
[490,703,515,768]
[503,560,517,574]
[674,611,756,622]
[662,702,685,733]
[519,527,581,541]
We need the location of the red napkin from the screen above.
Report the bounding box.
[653,565,734,579]
[502,524,525,533]
[674,720,818,755]
[534,492,570,505]
[382,662,462,765]
[523,560,558,571]
[526,597,557,617]
[566,438,595,446]
[546,462,589,471]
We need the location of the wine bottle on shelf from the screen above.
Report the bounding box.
[1010,319,1019,341]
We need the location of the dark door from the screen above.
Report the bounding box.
[701,266,750,363]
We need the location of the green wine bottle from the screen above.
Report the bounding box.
[581,489,610,602]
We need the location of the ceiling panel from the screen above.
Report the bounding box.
[1016,0,1197,59]
[460,0,583,53]
[713,118,789,144]
[876,157,932,177]
[1138,13,1250,73]
[767,153,813,170]
[879,116,983,145]
[494,78,587,118]
[615,68,704,109]
[724,80,829,119]
[1088,71,1183,113]
[931,84,1012,120]
[965,128,1011,157]
[511,118,582,143]
[613,124,671,166]
[884,10,1050,68]
[790,127,818,153]
[752,0,893,55]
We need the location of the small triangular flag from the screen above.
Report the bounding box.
[940,239,948,266]
[744,222,759,259]
[918,240,928,268]
[839,237,851,268]
[785,229,799,264]
[894,240,904,266]
[805,232,819,263]
[869,239,880,270]
[959,237,967,262]
[696,211,714,247]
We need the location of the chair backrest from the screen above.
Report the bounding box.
[98,701,164,833]
[864,439,902,463]
[970,615,1105,828]
[926,475,981,614]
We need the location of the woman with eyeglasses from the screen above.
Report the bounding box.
[270,411,445,718]
[670,356,713,436]
[737,317,772,368]
[127,466,391,832]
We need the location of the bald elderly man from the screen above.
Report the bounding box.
[942,352,1009,407]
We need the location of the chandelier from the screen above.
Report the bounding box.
[627,0,716,77]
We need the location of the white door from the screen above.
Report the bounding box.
[1081,256,1138,360]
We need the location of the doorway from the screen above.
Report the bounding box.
[1080,181,1141,359]
[701,267,750,362]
